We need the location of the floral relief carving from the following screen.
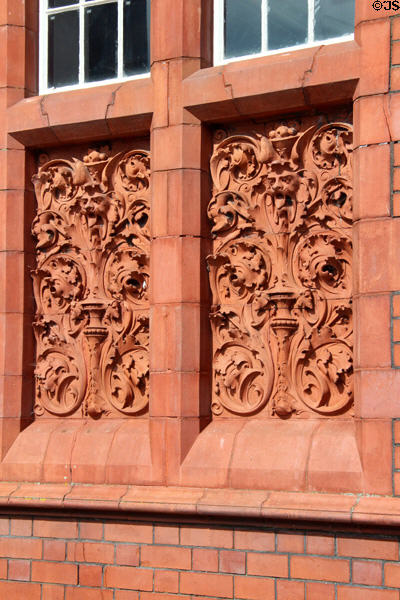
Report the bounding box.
[208,122,353,418]
[32,148,150,418]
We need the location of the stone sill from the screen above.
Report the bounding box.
[0,482,399,528]
[183,40,360,123]
[7,76,153,147]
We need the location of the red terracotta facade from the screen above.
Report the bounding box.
[1,0,400,597]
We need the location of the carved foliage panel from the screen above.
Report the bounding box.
[208,121,353,418]
[32,148,150,418]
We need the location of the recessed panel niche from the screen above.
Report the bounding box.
[32,147,150,418]
[207,117,353,418]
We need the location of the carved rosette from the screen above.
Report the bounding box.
[32,148,150,418]
[208,123,353,417]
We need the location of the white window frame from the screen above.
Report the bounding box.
[39,0,150,94]
[213,0,354,66]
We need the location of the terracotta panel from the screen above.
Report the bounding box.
[150,303,209,373]
[152,125,203,171]
[151,0,203,62]
[355,420,392,494]
[354,294,391,369]
[168,59,203,127]
[151,236,202,304]
[353,95,391,147]
[394,15,400,40]
[307,421,363,493]
[151,61,169,129]
[179,420,243,488]
[356,19,390,97]
[0,419,60,481]
[106,78,153,134]
[355,369,400,417]
[229,420,315,491]
[105,420,155,485]
[353,144,391,221]
[151,170,209,238]
[0,26,26,89]
[355,2,399,23]
[42,420,84,483]
[354,218,400,294]
[70,421,126,483]
[150,372,210,418]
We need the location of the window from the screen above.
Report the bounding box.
[40,0,150,92]
[214,0,355,64]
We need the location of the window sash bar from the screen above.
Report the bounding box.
[39,0,48,92]
[214,0,224,64]
[118,0,124,79]
[79,0,85,85]
[46,0,116,15]
[308,0,315,43]
[261,0,267,52]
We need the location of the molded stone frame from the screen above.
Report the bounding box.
[0,0,397,495]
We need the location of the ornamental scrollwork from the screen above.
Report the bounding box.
[208,122,353,417]
[32,148,150,418]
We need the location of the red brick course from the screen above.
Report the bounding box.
[0,518,398,598]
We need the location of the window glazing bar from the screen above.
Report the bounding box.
[118,0,123,78]
[261,0,268,52]
[214,0,224,63]
[308,0,315,43]
[39,0,48,92]
[47,0,115,13]
[79,0,84,84]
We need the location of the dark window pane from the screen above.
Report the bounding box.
[124,0,150,76]
[85,3,118,82]
[48,10,79,88]
[224,0,262,59]
[268,0,308,50]
[314,0,355,41]
[48,0,78,7]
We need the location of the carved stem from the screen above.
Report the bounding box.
[269,293,298,416]
[82,300,107,417]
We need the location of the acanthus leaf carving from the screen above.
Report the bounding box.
[208,121,353,418]
[32,148,150,418]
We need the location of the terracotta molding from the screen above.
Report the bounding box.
[183,42,360,123]
[0,483,400,528]
[6,78,153,148]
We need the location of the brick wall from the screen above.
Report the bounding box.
[1,516,400,599]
